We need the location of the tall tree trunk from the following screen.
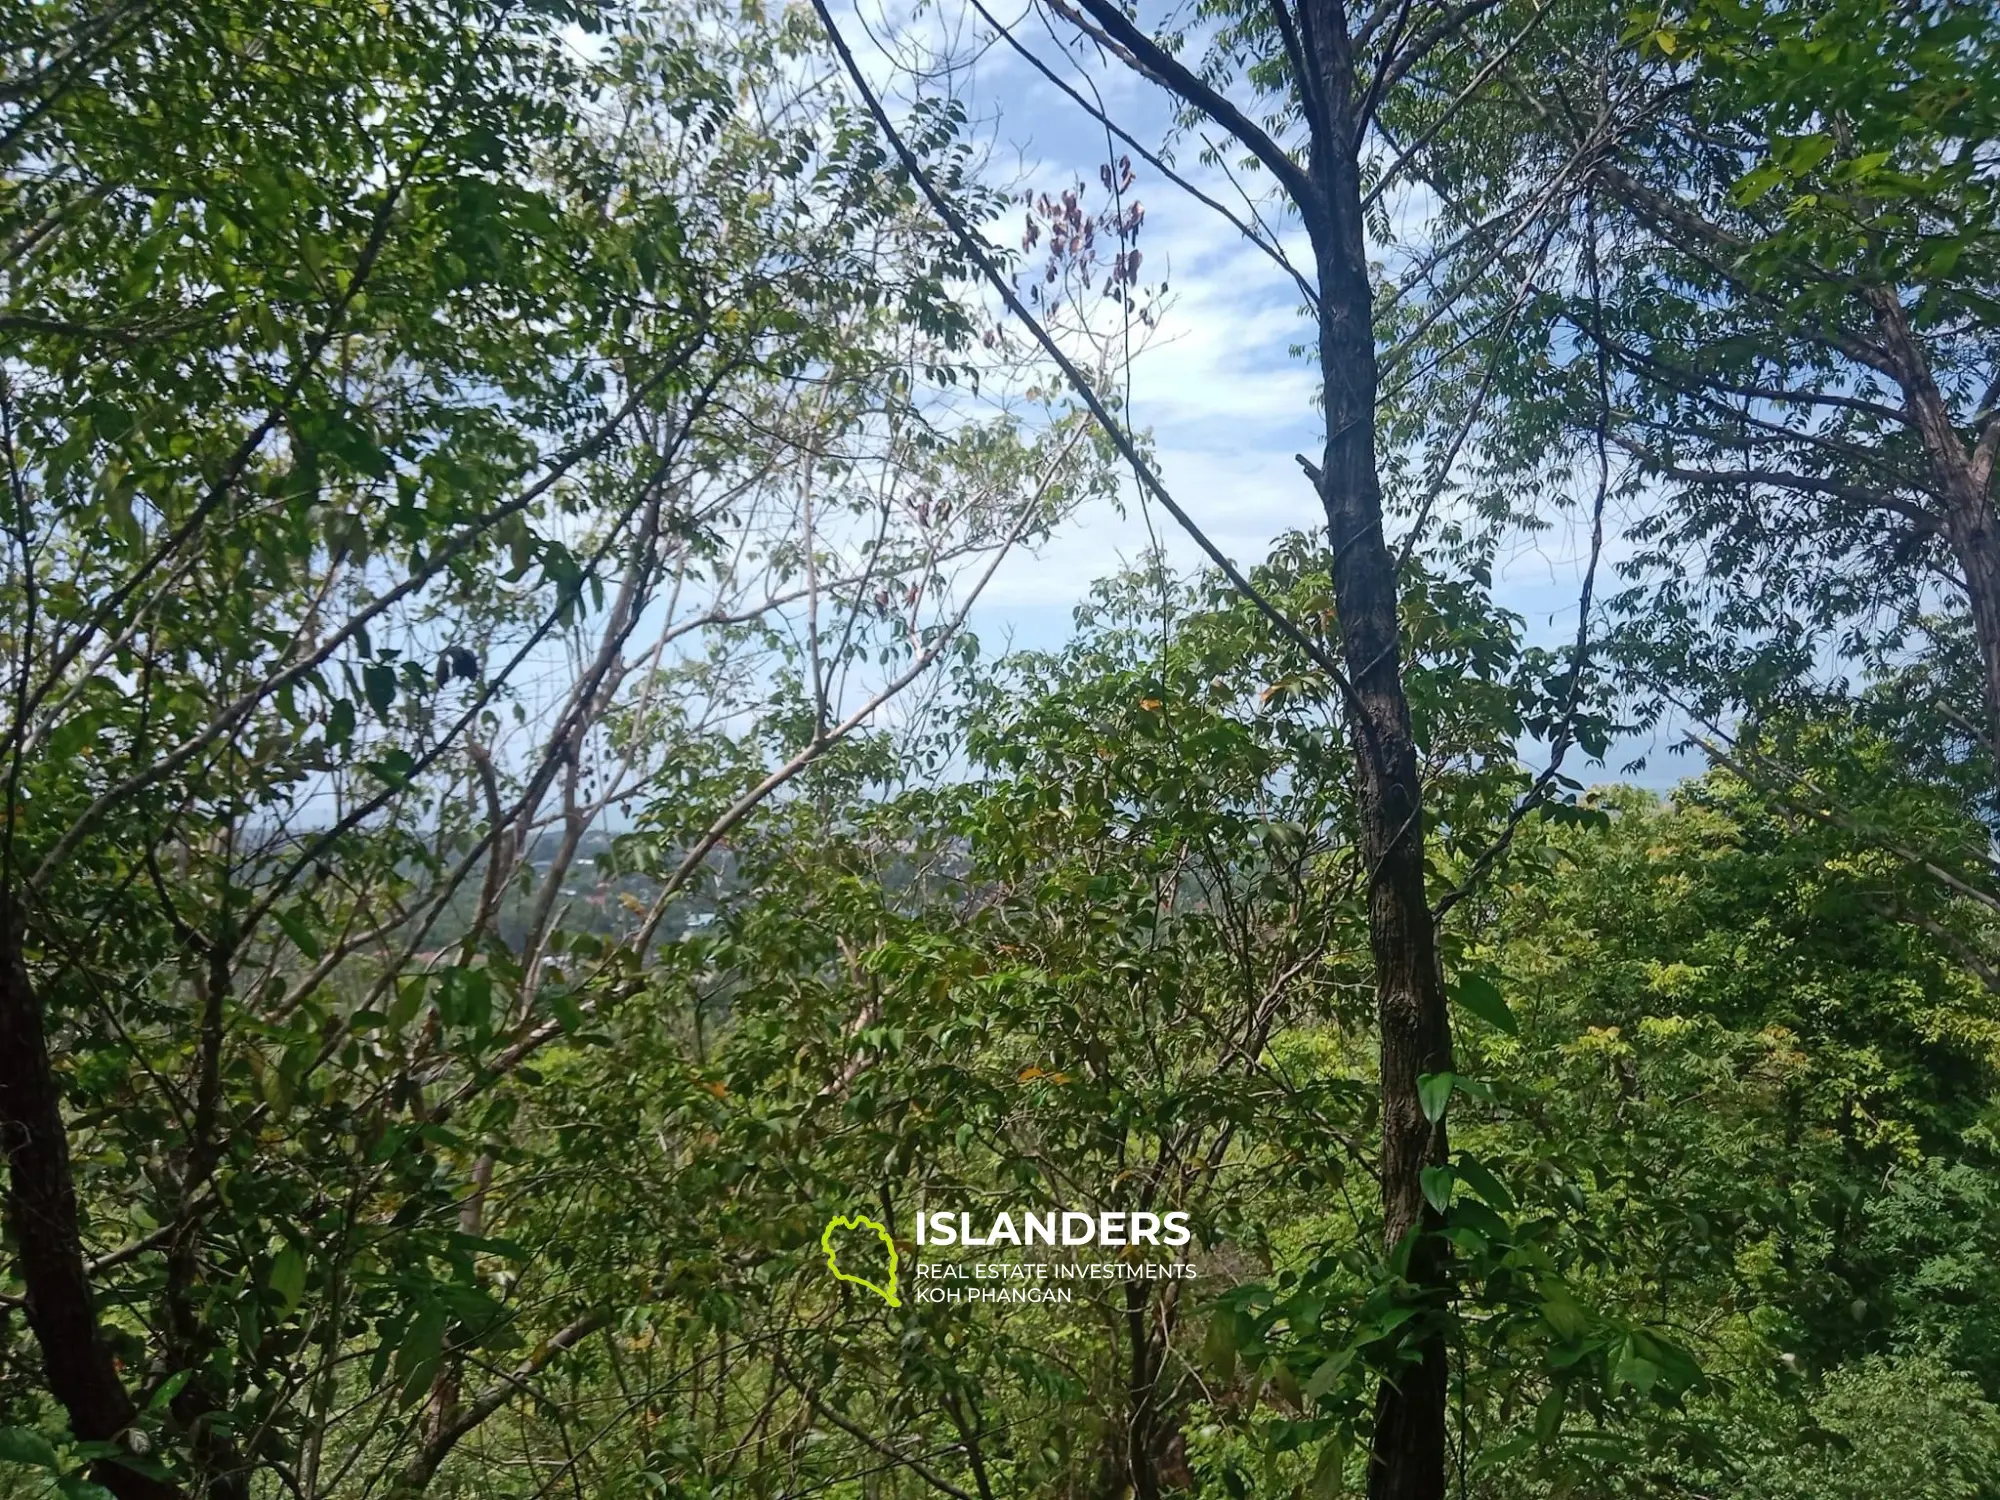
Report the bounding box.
[0,895,180,1500]
[1946,503,2000,777]
[1122,1280,1162,1500]
[1867,289,2000,790]
[1307,7,1454,1498]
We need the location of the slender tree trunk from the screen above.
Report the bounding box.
[0,896,180,1500]
[1122,1280,1162,1500]
[160,932,252,1500]
[1946,504,2000,774]
[1306,7,1454,1498]
[417,1151,494,1466]
[1868,290,2000,786]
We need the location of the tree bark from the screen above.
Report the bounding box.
[1864,290,2000,776]
[1945,502,2000,770]
[0,894,180,1500]
[1122,1279,1162,1500]
[1305,6,1454,1498]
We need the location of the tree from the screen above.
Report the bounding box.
[1461,772,2000,1496]
[7,1,1996,1496]
[800,0,1628,1492]
[457,546,1538,1499]
[1457,0,2000,798]
[0,2,1098,1494]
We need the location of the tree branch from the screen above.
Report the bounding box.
[1607,435,1939,526]
[806,0,1359,710]
[1047,0,1326,224]
[967,0,1318,307]
[397,1311,612,1494]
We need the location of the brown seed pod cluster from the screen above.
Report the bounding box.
[1018,157,1154,317]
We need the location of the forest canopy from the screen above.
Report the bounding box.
[1,2,1997,1499]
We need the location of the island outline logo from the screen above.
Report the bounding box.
[820,1211,901,1306]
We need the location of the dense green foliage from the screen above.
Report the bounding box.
[2,1,1997,1499]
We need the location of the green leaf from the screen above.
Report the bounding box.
[1783,132,1833,174]
[1642,1333,1706,1395]
[395,1302,448,1407]
[547,987,585,1035]
[1613,1340,1662,1398]
[0,1427,59,1470]
[1927,237,1967,277]
[95,1449,171,1483]
[1449,1199,1510,1242]
[1203,1313,1238,1380]
[363,661,398,718]
[273,907,323,961]
[441,967,493,1030]
[1534,1385,1565,1445]
[1309,1434,1346,1496]
[1452,1153,1514,1211]
[1473,1433,1536,1472]
[1417,1072,1454,1124]
[325,698,356,749]
[1540,1288,1588,1341]
[269,1245,307,1314]
[1363,1303,1420,1342]
[145,1369,192,1413]
[1451,974,1517,1035]
[1420,1165,1455,1214]
[388,977,425,1035]
[1303,1350,1351,1401]
[1732,161,1785,204]
[365,748,418,790]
